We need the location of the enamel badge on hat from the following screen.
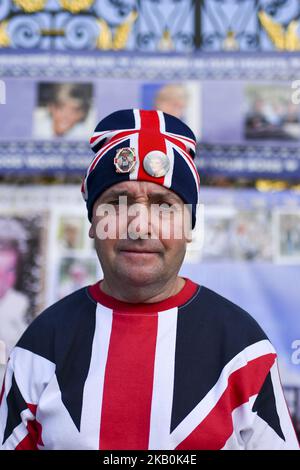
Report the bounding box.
[114,148,136,173]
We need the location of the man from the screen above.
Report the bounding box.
[0,109,299,450]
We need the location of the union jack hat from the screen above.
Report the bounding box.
[82,109,200,228]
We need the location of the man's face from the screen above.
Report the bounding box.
[0,249,18,299]
[49,98,85,136]
[89,181,191,288]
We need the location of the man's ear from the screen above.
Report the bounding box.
[184,217,193,243]
[185,231,193,244]
[89,224,95,239]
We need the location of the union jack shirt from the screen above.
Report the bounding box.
[0,278,299,450]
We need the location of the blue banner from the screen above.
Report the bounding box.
[1,52,300,178]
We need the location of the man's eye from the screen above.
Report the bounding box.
[159,202,173,210]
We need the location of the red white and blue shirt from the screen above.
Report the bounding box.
[0,278,299,450]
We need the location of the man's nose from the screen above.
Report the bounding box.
[127,204,151,240]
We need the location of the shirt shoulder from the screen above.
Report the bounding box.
[179,284,270,354]
[15,286,97,364]
[170,284,276,433]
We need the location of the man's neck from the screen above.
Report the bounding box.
[99,276,185,304]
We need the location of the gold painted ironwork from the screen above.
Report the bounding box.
[0,21,10,47]
[40,29,65,36]
[96,10,138,50]
[13,0,46,13]
[113,10,138,50]
[96,18,113,49]
[259,10,300,51]
[222,30,239,51]
[158,29,174,51]
[59,0,94,14]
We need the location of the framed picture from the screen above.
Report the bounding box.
[274,210,300,264]
[0,211,47,358]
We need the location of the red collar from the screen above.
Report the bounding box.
[88,277,199,313]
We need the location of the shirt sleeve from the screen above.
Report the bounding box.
[242,358,299,450]
[0,346,55,450]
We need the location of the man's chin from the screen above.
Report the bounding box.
[117,267,162,287]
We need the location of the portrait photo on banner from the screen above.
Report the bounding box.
[141,81,202,139]
[244,83,300,141]
[33,81,96,140]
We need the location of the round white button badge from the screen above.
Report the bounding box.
[143,151,170,178]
